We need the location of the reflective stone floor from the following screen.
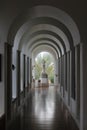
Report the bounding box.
[8,87,79,130]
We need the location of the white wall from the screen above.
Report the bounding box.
[54,59,58,86]
[12,46,24,97]
[0,43,5,117]
[0,15,8,116]
[12,44,28,97]
[0,12,17,117]
[20,53,24,92]
[12,47,17,98]
[25,56,27,87]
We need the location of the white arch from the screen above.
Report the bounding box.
[18,24,70,52]
[9,5,80,50]
[22,34,64,55]
[27,40,61,57]
[32,44,58,60]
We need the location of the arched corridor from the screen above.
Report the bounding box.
[0,1,87,130]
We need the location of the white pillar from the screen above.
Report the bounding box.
[80,43,87,130]
[32,54,35,79]
[60,58,62,93]
[67,51,70,105]
[30,58,32,87]
[64,53,67,97]
[54,59,58,86]
[75,45,80,119]
[61,55,64,97]
[58,58,61,92]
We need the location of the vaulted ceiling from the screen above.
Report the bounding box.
[0,0,86,57]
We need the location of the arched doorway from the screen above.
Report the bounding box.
[32,51,56,87]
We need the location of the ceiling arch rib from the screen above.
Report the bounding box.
[18,24,70,53]
[32,45,58,60]
[22,34,65,55]
[13,17,73,52]
[27,38,62,57]
[8,6,80,50]
[19,30,66,54]
[28,41,60,58]
[31,24,70,50]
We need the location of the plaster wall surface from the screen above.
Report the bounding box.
[0,42,5,117]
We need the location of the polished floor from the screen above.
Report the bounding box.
[8,87,79,130]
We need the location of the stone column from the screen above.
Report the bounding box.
[57,59,59,86]
[64,53,67,97]
[23,54,26,97]
[60,57,62,93]
[62,55,65,97]
[17,50,21,105]
[30,58,32,88]
[61,55,64,97]
[55,59,58,86]
[75,45,80,119]
[67,51,70,105]
[80,43,87,130]
[58,58,61,91]
[70,48,75,100]
[27,57,29,91]
[5,43,12,121]
[70,48,77,115]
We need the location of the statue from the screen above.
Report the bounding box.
[40,59,49,87]
[42,59,46,73]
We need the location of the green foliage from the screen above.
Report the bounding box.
[35,52,54,83]
[50,76,54,83]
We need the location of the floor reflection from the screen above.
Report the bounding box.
[34,87,55,123]
[8,86,79,130]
